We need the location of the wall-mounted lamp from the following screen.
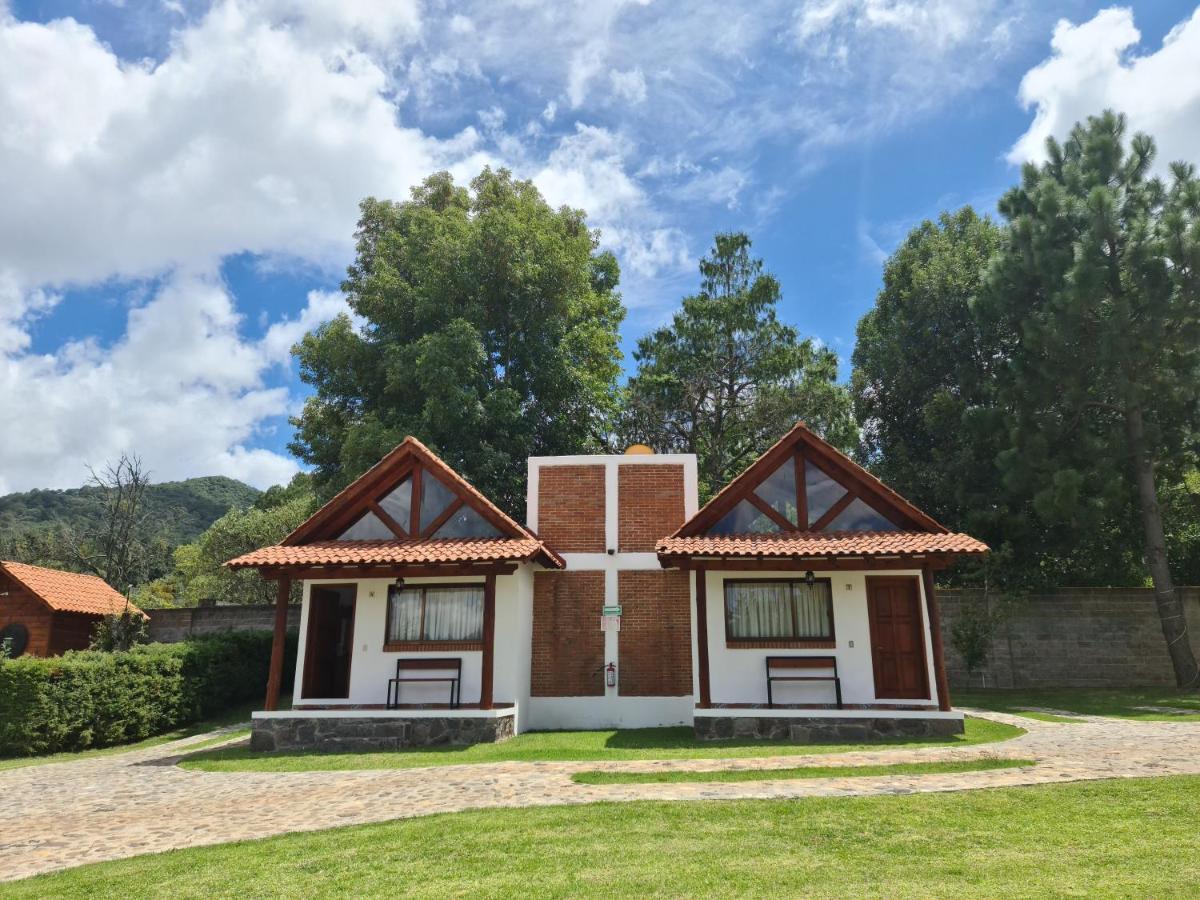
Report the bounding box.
[804,570,816,586]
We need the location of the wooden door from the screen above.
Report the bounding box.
[301,585,357,699]
[866,577,929,700]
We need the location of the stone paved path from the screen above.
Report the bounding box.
[3,710,1200,883]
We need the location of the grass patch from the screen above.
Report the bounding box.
[7,776,1199,897]
[180,716,1021,773]
[0,699,283,772]
[956,687,1200,722]
[570,756,1035,785]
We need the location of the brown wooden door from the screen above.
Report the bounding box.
[302,585,357,699]
[866,577,929,700]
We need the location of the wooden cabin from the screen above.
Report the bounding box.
[0,561,144,657]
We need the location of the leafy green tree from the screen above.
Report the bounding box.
[173,476,315,606]
[620,232,856,500]
[851,209,1004,527]
[978,111,1200,686]
[851,208,1127,588]
[291,168,626,516]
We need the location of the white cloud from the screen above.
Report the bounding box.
[609,67,647,104]
[1010,7,1200,172]
[0,273,60,356]
[567,40,607,107]
[0,270,334,493]
[0,2,453,287]
[534,124,690,281]
[0,0,1067,491]
[259,289,357,366]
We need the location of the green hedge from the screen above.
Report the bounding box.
[0,630,297,757]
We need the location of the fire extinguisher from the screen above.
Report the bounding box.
[605,662,616,687]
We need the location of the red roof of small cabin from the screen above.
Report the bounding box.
[0,561,145,617]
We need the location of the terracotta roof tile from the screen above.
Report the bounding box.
[0,561,145,616]
[657,531,988,559]
[228,538,559,569]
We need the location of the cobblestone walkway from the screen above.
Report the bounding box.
[3,711,1200,883]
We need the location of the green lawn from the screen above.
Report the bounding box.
[179,716,1021,773]
[571,756,1035,785]
[7,776,1198,898]
[955,687,1200,722]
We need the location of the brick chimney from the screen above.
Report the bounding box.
[527,450,697,556]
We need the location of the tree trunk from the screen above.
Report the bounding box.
[1126,405,1200,688]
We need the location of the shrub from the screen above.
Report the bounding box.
[0,630,297,757]
[89,606,150,652]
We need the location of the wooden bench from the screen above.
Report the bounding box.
[387,658,462,709]
[765,656,842,709]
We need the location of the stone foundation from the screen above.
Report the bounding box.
[250,713,516,752]
[694,714,963,743]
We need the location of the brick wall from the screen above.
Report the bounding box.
[939,586,1200,688]
[618,464,685,553]
[531,571,605,696]
[146,604,301,643]
[537,465,606,553]
[617,570,692,696]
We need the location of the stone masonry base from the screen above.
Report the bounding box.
[251,714,516,752]
[694,715,964,743]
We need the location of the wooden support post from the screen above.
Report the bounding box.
[264,577,290,712]
[479,572,496,709]
[694,566,712,708]
[921,566,952,712]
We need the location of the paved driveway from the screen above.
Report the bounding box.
[2,711,1200,883]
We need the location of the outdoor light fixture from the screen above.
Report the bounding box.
[804,570,816,586]
[393,577,404,589]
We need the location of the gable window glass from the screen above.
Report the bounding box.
[725,579,834,641]
[386,584,483,643]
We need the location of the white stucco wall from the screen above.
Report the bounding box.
[701,568,942,708]
[291,569,531,709]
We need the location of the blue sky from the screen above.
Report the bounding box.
[2,1,1199,493]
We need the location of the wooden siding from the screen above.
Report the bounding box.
[0,572,54,657]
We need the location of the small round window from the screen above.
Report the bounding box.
[1,622,29,658]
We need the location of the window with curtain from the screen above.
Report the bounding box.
[724,579,834,641]
[386,584,484,643]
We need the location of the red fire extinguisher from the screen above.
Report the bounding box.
[605,662,616,687]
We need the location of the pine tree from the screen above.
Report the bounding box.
[979,111,1200,686]
[620,233,855,499]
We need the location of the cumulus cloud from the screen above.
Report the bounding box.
[1010,7,1200,171]
[535,125,689,281]
[0,2,454,287]
[0,0,1072,492]
[0,271,312,493]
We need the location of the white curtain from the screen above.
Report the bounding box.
[387,588,422,642]
[423,587,483,641]
[727,582,793,638]
[388,585,484,642]
[792,582,832,637]
[726,581,831,639]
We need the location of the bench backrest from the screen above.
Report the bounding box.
[394,657,462,673]
[766,655,837,672]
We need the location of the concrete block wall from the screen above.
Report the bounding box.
[939,586,1200,688]
[146,604,301,643]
